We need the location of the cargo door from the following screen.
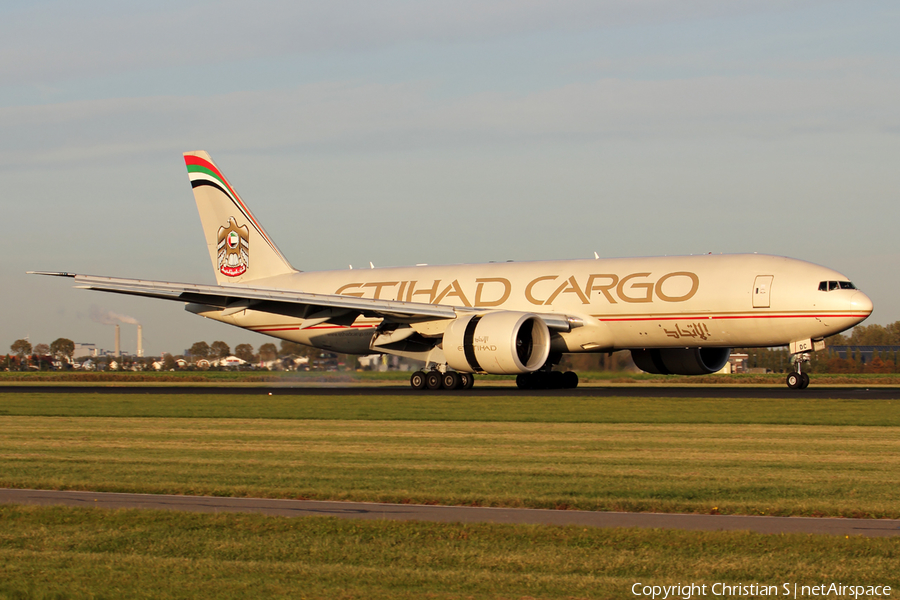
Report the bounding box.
[753,275,773,308]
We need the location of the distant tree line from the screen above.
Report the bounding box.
[6,338,75,370]
[185,340,318,364]
[181,339,354,371]
[4,335,359,372]
[827,322,900,346]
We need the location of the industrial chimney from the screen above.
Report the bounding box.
[115,324,120,357]
[137,325,143,358]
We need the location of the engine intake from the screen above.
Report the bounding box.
[444,312,551,374]
[631,347,731,375]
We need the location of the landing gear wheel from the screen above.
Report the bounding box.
[788,352,812,390]
[516,373,532,390]
[410,371,426,390]
[442,371,461,390]
[459,373,475,390]
[425,371,442,391]
[562,371,579,389]
[530,372,548,390]
[549,371,565,389]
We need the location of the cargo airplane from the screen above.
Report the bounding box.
[32,152,873,390]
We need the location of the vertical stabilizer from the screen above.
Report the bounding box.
[184,151,297,285]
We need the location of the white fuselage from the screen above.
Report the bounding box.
[200,253,872,355]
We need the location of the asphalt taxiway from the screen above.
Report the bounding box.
[2,489,898,538]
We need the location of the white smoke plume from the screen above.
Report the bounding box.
[90,306,139,325]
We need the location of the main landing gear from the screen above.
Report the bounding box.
[786,353,811,389]
[515,370,579,390]
[410,370,475,391]
[409,363,580,391]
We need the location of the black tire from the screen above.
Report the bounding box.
[459,372,475,390]
[410,371,426,390]
[425,371,442,390]
[786,372,802,389]
[549,371,565,389]
[516,373,532,390]
[442,371,461,390]
[800,373,810,389]
[562,371,579,389]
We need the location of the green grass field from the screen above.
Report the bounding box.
[1,392,899,425]
[1,393,898,516]
[1,505,897,600]
[0,391,898,598]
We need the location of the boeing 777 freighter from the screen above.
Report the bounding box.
[32,152,873,390]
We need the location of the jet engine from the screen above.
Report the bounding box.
[631,347,731,375]
[443,312,551,374]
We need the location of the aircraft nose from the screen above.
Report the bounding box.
[849,291,874,316]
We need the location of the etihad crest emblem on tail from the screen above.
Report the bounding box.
[217,217,249,277]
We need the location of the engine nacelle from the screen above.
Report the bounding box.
[631,348,731,375]
[443,312,551,374]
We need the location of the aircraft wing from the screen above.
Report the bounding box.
[29,272,577,331]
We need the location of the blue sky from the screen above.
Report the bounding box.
[4,0,899,356]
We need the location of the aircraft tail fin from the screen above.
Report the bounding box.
[185,151,298,285]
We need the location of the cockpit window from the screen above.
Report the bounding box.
[818,280,856,291]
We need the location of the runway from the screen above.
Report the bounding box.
[2,488,897,538]
[2,384,900,399]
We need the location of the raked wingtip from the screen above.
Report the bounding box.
[27,271,75,277]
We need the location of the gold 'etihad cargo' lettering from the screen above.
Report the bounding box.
[335,272,698,306]
[525,271,698,305]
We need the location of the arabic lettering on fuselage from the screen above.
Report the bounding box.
[664,322,711,340]
[334,272,699,307]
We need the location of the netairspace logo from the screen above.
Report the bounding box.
[631,582,892,599]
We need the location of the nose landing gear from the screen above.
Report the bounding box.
[786,353,811,389]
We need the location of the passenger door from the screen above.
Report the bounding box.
[753,275,773,308]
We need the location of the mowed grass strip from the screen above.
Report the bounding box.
[0,506,897,600]
[2,416,898,517]
[1,392,899,425]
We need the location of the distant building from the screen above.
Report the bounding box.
[827,346,900,364]
[74,342,98,358]
[717,353,749,374]
[358,354,416,372]
[217,355,248,368]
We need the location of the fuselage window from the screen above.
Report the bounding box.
[818,281,828,291]
[829,281,839,291]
